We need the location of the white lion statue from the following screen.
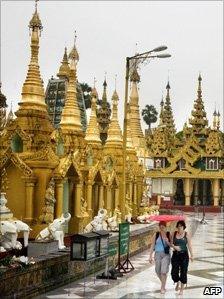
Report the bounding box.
[36,213,71,250]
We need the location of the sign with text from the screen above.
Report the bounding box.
[119,223,130,256]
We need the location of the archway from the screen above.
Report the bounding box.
[92,171,103,216]
[191,179,212,206]
[11,133,23,153]
[174,179,185,205]
[63,164,80,232]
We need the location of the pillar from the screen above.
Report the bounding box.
[74,182,83,217]
[24,177,36,222]
[106,186,112,213]
[184,178,193,206]
[86,181,93,217]
[115,188,119,208]
[212,179,220,206]
[133,182,137,215]
[55,178,64,218]
[99,184,104,209]
[194,180,199,206]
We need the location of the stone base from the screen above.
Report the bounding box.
[28,240,58,257]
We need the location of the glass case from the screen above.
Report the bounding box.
[70,232,98,261]
[95,230,110,257]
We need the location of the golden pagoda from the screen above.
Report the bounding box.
[146,75,224,209]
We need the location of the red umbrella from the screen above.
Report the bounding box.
[147,214,185,222]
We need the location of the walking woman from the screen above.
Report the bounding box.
[171,220,194,295]
[149,221,171,294]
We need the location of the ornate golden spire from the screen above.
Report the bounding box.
[85,88,101,144]
[19,0,46,111]
[163,81,176,135]
[212,109,217,130]
[68,31,79,63]
[60,41,82,132]
[106,90,123,146]
[189,74,208,135]
[129,68,144,144]
[57,47,70,80]
[159,94,165,126]
[102,77,107,108]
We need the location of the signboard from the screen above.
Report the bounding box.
[119,223,130,256]
[109,243,117,257]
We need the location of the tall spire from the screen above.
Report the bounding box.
[57,47,70,80]
[85,88,101,144]
[60,40,82,132]
[102,74,107,108]
[129,67,144,144]
[106,90,123,146]
[126,103,134,150]
[189,74,208,135]
[18,0,46,112]
[163,81,176,135]
[96,78,111,144]
[159,94,165,126]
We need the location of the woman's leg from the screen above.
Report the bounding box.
[171,253,180,284]
[160,254,171,292]
[179,253,189,295]
[155,252,162,282]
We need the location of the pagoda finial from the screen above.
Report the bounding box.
[17,0,46,113]
[106,90,122,146]
[68,31,79,65]
[163,81,176,135]
[114,74,117,91]
[57,47,70,80]
[102,75,108,107]
[189,74,208,135]
[85,90,101,144]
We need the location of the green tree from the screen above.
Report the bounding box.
[176,130,183,140]
[141,104,158,129]
[80,83,92,109]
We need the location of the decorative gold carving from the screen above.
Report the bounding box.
[39,178,56,223]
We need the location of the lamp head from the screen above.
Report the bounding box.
[152,45,167,52]
[156,53,171,58]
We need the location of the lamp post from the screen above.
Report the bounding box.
[121,46,171,218]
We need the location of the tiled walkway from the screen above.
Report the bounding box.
[37,213,223,298]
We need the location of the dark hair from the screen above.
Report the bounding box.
[176,220,186,229]
[159,221,167,227]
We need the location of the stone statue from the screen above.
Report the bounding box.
[0,219,32,252]
[125,195,133,223]
[84,208,108,233]
[80,197,88,217]
[113,205,122,224]
[36,213,71,250]
[39,178,56,224]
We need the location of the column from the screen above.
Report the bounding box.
[184,178,192,206]
[24,177,36,222]
[115,188,119,208]
[221,180,224,206]
[99,184,104,209]
[75,182,83,216]
[86,181,93,217]
[194,180,199,206]
[212,179,219,206]
[133,182,137,215]
[55,178,64,218]
[106,186,112,213]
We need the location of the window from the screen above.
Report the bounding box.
[206,157,218,170]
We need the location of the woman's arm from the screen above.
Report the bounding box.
[170,231,181,251]
[149,233,156,263]
[186,233,194,261]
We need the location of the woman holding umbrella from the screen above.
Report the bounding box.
[149,221,177,294]
[171,220,194,295]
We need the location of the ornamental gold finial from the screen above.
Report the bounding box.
[115,74,117,90]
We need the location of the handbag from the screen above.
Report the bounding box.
[160,233,170,254]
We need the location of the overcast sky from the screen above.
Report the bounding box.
[1,0,223,132]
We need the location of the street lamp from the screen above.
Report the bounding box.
[121,46,171,218]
